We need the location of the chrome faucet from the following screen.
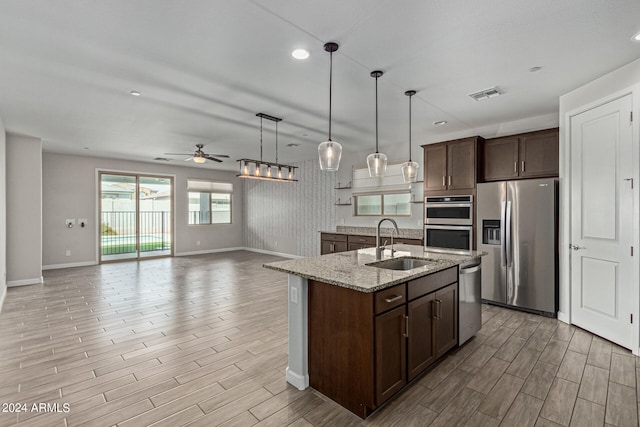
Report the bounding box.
[376,218,400,260]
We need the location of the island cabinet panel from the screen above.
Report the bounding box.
[308,266,460,419]
[434,283,458,358]
[407,293,435,381]
[308,280,375,418]
[375,306,407,405]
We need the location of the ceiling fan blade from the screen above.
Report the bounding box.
[207,154,230,158]
[164,153,193,156]
[184,157,194,162]
[204,155,223,163]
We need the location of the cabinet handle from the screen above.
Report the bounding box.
[437,299,442,319]
[403,315,409,338]
[330,243,334,252]
[521,161,525,172]
[432,300,437,319]
[442,176,446,186]
[448,176,451,186]
[514,161,517,174]
[385,295,403,303]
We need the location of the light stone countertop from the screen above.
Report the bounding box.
[319,225,423,240]
[263,244,484,293]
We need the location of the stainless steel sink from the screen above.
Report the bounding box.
[366,257,438,271]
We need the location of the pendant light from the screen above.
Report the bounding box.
[318,42,342,171]
[367,70,387,177]
[401,90,419,182]
[237,113,298,182]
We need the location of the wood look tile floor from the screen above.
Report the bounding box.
[0,251,638,426]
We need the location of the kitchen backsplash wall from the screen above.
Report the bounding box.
[243,158,337,257]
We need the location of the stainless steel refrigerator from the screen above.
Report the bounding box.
[476,178,558,316]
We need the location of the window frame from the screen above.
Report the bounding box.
[187,180,233,225]
[354,191,411,217]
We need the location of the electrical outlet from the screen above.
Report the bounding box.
[65,219,75,228]
[65,250,71,257]
[78,218,88,228]
[290,287,298,304]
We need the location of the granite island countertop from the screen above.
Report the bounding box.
[263,244,484,293]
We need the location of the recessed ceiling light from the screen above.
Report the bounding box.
[529,66,542,72]
[130,90,141,96]
[433,121,448,126]
[83,147,90,150]
[633,31,640,41]
[286,143,300,147]
[291,49,310,60]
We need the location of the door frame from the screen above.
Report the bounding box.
[96,168,177,263]
[562,84,640,354]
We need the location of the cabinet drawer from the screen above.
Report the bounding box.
[348,235,376,245]
[375,284,407,315]
[407,267,457,301]
[321,233,347,242]
[394,238,423,245]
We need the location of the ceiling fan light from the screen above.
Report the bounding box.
[193,156,206,164]
[367,152,387,178]
[401,161,420,183]
[318,140,342,171]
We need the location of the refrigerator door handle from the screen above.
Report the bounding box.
[506,200,513,267]
[500,201,507,267]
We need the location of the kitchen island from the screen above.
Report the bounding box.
[264,245,483,419]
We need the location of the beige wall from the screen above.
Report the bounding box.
[7,134,42,285]
[0,118,6,308]
[42,153,244,268]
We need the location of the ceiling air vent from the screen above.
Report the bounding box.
[468,87,502,101]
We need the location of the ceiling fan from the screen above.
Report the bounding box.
[165,144,230,163]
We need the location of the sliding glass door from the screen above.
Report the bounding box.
[99,173,173,262]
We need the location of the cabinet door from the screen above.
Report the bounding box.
[480,137,519,181]
[348,242,372,251]
[424,143,447,191]
[519,129,559,178]
[375,305,407,406]
[447,139,476,190]
[407,293,435,381]
[434,283,458,358]
[321,241,348,255]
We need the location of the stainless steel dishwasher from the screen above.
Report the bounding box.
[458,258,482,345]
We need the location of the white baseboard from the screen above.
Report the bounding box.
[557,311,569,324]
[42,261,98,271]
[286,367,309,391]
[242,247,303,259]
[7,276,43,287]
[176,247,303,259]
[0,285,6,314]
[175,247,246,257]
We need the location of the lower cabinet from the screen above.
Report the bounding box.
[309,266,458,418]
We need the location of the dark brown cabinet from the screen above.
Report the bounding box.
[423,137,479,193]
[348,235,376,251]
[375,305,407,405]
[479,128,559,181]
[320,233,348,255]
[309,266,458,418]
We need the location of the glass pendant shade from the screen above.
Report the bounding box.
[318,140,342,171]
[193,156,206,164]
[367,152,388,178]
[401,160,419,182]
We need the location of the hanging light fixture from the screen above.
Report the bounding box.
[237,113,298,182]
[367,70,387,177]
[318,42,342,171]
[401,90,419,183]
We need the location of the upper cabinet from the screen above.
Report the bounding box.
[479,128,559,181]
[423,137,481,194]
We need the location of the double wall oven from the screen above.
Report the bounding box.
[424,195,473,253]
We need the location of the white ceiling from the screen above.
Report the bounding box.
[0,0,639,171]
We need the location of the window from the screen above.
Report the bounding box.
[187,180,232,224]
[354,192,411,216]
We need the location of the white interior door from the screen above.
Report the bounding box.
[570,93,635,349]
